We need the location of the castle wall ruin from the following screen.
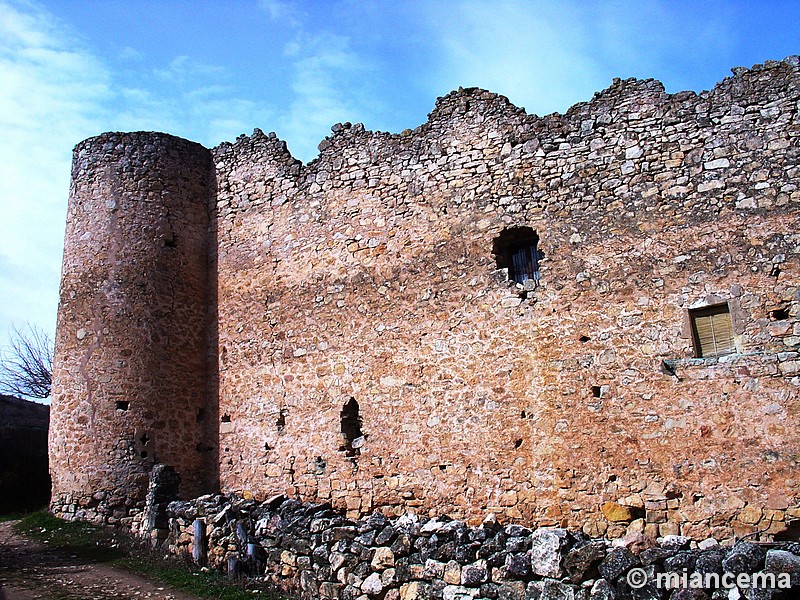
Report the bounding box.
[51,57,800,542]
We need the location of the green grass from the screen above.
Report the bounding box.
[12,511,120,561]
[124,555,284,599]
[12,512,286,600]
[0,511,33,522]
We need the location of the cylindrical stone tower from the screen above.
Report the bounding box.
[50,132,214,527]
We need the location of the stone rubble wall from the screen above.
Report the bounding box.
[165,493,800,600]
[209,57,800,539]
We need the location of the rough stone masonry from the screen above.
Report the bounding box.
[50,56,800,550]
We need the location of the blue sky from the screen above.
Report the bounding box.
[1,0,798,391]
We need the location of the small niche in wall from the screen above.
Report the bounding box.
[514,438,523,449]
[137,431,153,461]
[276,409,287,433]
[340,397,364,458]
[591,385,602,398]
[115,400,129,411]
[220,413,234,434]
[579,335,591,343]
[770,307,790,321]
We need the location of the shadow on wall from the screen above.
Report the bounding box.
[0,395,51,513]
[201,166,221,496]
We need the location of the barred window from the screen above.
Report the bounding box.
[493,227,541,286]
[508,243,540,285]
[690,303,735,358]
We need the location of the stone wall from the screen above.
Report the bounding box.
[210,57,800,540]
[164,492,800,600]
[51,57,800,540]
[0,395,50,513]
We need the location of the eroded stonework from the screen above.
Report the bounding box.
[51,57,800,541]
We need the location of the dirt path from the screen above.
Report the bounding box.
[0,521,202,600]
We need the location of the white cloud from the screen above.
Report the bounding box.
[259,0,303,29]
[419,0,607,116]
[118,46,144,62]
[153,55,226,83]
[278,31,377,160]
[592,0,737,91]
[0,1,281,362]
[0,0,290,363]
[0,0,112,353]
[255,3,381,162]
[419,0,740,117]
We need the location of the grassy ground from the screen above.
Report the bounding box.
[11,512,286,600]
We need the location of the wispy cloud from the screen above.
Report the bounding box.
[0,0,276,355]
[280,32,377,160]
[112,50,275,147]
[0,0,785,369]
[420,0,739,116]
[258,1,380,162]
[418,0,608,116]
[153,55,226,83]
[259,0,303,29]
[592,0,737,91]
[0,0,111,351]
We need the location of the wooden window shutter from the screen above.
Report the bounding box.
[691,304,735,358]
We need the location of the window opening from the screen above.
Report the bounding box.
[690,303,735,358]
[492,227,541,286]
[340,397,363,457]
[115,400,129,411]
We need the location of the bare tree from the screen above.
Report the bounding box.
[0,323,53,399]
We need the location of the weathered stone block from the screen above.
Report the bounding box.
[530,528,569,578]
